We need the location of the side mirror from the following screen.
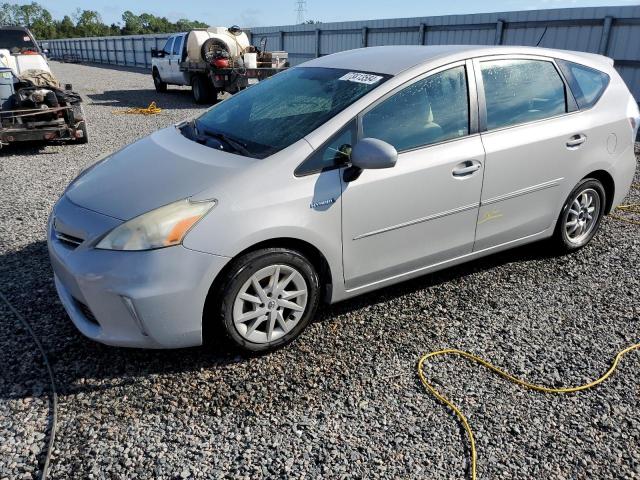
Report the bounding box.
[351,138,397,169]
[344,138,397,182]
[151,48,164,58]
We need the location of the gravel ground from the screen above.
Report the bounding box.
[1,61,639,480]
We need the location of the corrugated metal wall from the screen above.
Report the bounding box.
[45,5,640,100]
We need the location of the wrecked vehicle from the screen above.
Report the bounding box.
[0,26,87,147]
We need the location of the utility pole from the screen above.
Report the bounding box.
[295,0,307,24]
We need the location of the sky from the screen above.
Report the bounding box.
[23,0,640,28]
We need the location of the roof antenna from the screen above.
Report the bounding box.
[536,26,548,47]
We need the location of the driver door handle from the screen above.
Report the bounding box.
[452,160,482,178]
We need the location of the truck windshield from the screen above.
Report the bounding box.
[183,67,390,158]
[0,30,37,54]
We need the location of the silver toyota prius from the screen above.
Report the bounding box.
[49,45,639,352]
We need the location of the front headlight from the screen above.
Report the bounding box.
[96,198,216,251]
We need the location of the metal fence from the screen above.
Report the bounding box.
[45,5,640,100]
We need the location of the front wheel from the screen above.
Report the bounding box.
[552,178,606,252]
[153,69,167,93]
[214,248,320,353]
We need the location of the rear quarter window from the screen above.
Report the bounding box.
[557,60,610,109]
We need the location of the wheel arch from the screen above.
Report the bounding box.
[583,169,615,214]
[202,237,335,334]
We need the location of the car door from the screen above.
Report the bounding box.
[340,61,485,291]
[473,55,582,251]
[158,36,174,81]
[167,34,185,83]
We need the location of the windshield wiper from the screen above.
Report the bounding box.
[207,131,251,157]
[193,122,251,157]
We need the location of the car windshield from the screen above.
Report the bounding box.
[182,67,390,158]
[0,30,37,54]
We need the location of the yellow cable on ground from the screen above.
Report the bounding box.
[609,183,640,225]
[418,183,640,479]
[417,344,640,480]
[113,101,162,115]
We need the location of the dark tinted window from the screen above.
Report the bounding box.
[0,29,37,54]
[362,66,469,152]
[189,67,389,158]
[557,60,609,109]
[481,59,566,130]
[163,37,174,53]
[172,36,182,56]
[296,121,356,176]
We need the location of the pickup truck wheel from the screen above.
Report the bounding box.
[153,69,167,93]
[192,75,214,104]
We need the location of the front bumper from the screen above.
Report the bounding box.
[48,196,230,348]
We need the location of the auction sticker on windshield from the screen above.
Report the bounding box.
[339,72,384,85]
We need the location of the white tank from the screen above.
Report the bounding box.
[186,27,250,63]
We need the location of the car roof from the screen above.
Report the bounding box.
[300,45,612,75]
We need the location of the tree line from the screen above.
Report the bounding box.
[0,2,208,39]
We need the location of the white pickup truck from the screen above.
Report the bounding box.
[151,27,288,104]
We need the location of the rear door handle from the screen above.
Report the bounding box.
[566,134,587,149]
[452,160,482,178]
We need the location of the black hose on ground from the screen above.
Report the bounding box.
[0,291,57,480]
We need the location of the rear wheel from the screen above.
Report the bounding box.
[214,248,320,353]
[552,178,606,252]
[152,68,167,93]
[191,75,215,104]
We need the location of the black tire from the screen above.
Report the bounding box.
[152,68,167,93]
[552,178,606,253]
[191,75,215,104]
[213,248,321,353]
[71,104,88,144]
[76,120,89,144]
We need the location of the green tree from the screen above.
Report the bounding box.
[0,2,19,25]
[0,2,210,39]
[175,18,208,31]
[56,15,76,38]
[74,9,109,37]
[121,10,142,35]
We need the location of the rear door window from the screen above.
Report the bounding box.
[556,59,610,109]
[0,29,37,54]
[480,59,567,130]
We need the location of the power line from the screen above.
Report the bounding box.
[295,0,307,24]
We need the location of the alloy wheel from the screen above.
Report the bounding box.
[232,264,308,344]
[565,188,601,245]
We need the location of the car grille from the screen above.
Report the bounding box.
[73,297,100,326]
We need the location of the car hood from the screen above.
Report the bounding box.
[65,126,255,220]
